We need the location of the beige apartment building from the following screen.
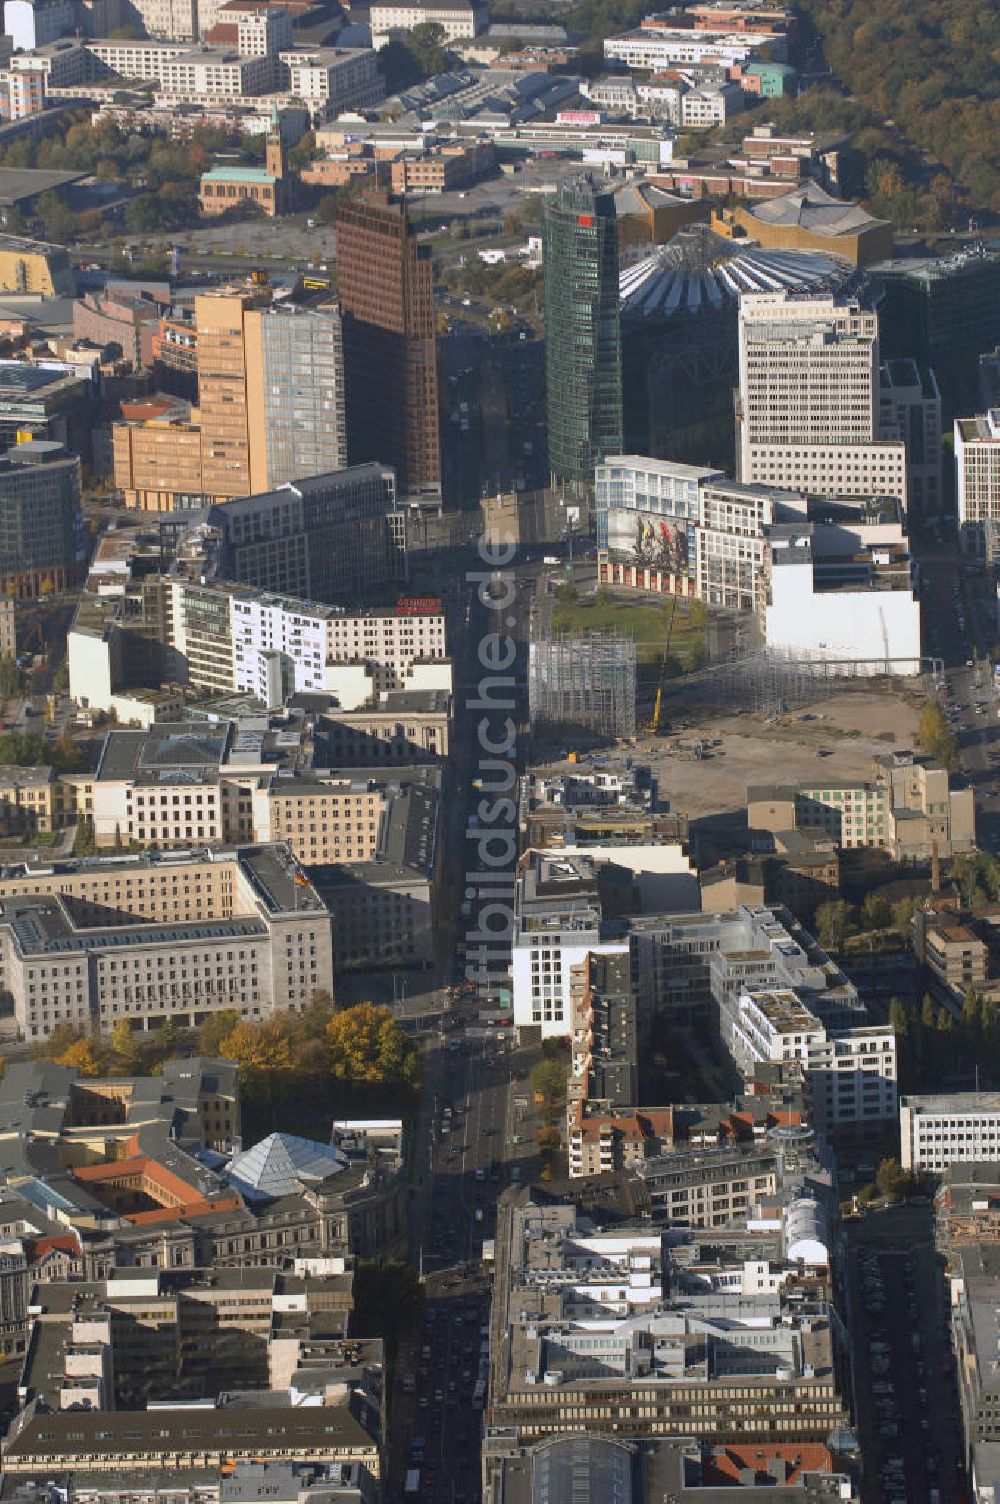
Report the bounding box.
[748,750,974,859]
[0,766,64,836]
[0,846,334,1040]
[112,407,210,512]
[261,775,386,866]
[114,287,348,510]
[197,286,266,500]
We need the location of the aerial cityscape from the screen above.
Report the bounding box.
[0,0,996,1500]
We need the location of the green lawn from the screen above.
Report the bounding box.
[550,593,707,682]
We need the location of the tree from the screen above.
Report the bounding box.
[0,732,47,767]
[963,984,980,1033]
[326,1003,415,1086]
[917,698,959,772]
[198,1008,242,1056]
[315,193,339,226]
[875,1156,907,1202]
[861,892,892,931]
[921,993,936,1029]
[405,21,448,74]
[55,1038,103,1076]
[0,659,22,698]
[814,899,853,951]
[217,1018,294,1098]
[889,996,909,1039]
[892,896,919,935]
[34,189,77,243]
[51,730,86,773]
[532,1056,566,1108]
[110,1017,139,1071]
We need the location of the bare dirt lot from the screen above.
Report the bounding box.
[634,684,923,819]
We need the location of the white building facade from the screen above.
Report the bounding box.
[900,1093,1000,1173]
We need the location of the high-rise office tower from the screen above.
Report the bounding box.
[0,440,82,598]
[114,284,347,510]
[196,285,270,500]
[336,190,441,500]
[244,303,347,492]
[736,290,907,504]
[543,177,622,491]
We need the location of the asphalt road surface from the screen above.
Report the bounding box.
[845,1207,965,1504]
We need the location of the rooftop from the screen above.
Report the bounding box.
[742,182,890,238]
[0,168,86,207]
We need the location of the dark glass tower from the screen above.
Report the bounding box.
[543,177,623,490]
[337,190,441,499]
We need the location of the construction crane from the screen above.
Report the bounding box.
[649,595,677,735]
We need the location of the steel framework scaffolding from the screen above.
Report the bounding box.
[706,647,917,717]
[529,629,637,738]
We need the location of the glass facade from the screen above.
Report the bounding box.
[543,179,623,487]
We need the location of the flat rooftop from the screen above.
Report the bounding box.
[0,168,86,207]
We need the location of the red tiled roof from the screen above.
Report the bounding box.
[702,1444,834,1486]
[26,1233,81,1263]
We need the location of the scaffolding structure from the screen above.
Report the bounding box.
[529,629,637,738]
[704,646,916,718]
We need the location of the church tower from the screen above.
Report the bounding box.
[266,106,285,184]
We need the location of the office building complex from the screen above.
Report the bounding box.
[543,177,622,491]
[485,1189,848,1453]
[0,439,81,599]
[748,751,974,860]
[70,565,440,714]
[764,520,921,674]
[513,889,895,1136]
[113,287,348,511]
[736,291,907,504]
[953,1245,1000,1471]
[595,457,921,672]
[0,845,333,1039]
[618,229,853,471]
[206,463,401,600]
[873,248,1000,409]
[336,191,441,501]
[368,0,487,47]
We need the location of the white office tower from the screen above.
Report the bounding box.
[736,291,907,505]
[955,409,1000,556]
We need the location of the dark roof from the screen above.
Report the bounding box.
[4,1405,374,1462]
[0,168,86,207]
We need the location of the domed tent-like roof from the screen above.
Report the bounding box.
[226,1131,348,1201]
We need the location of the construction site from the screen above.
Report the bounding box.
[528,629,637,739]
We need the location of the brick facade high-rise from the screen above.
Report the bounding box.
[336,190,441,501]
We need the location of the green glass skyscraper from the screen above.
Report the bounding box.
[543,177,623,489]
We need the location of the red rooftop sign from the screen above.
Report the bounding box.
[396,597,443,614]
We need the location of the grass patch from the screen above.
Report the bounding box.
[550,593,707,684]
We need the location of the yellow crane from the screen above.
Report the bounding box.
[649,595,677,735]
